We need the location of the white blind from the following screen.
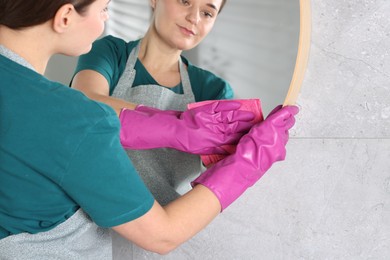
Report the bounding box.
[105,0,151,41]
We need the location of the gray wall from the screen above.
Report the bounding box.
[45,55,77,85]
[121,0,390,259]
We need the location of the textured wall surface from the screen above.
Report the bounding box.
[113,1,390,259]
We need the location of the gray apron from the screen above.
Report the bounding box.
[111,41,207,259]
[0,46,112,259]
[0,209,111,260]
[112,41,202,206]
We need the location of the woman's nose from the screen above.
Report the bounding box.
[186,8,201,25]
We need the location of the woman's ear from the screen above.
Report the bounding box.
[150,0,157,9]
[52,4,76,33]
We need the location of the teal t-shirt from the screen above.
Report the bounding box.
[0,55,154,239]
[74,35,233,101]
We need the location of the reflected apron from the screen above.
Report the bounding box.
[0,209,111,260]
[112,41,201,205]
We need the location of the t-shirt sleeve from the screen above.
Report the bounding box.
[60,113,154,228]
[74,36,128,94]
[188,65,234,101]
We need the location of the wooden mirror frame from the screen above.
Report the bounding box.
[283,0,311,106]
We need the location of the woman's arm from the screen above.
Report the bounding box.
[112,105,298,255]
[72,70,137,115]
[112,185,220,255]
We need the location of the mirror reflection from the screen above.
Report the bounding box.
[103,0,300,115]
[46,0,300,116]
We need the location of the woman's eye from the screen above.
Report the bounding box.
[203,12,213,18]
[180,0,190,5]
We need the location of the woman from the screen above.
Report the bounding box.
[0,0,298,259]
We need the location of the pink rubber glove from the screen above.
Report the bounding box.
[191,105,299,211]
[188,99,264,167]
[119,101,256,155]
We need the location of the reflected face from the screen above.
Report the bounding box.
[151,0,223,50]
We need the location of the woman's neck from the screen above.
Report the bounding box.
[138,31,186,87]
[140,30,182,73]
[0,25,53,74]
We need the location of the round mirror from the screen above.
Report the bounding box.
[44,0,311,258]
[46,0,310,116]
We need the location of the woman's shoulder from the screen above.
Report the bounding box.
[95,35,140,55]
[182,57,234,100]
[184,57,227,85]
[62,85,117,120]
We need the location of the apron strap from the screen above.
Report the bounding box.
[113,39,196,106]
[179,57,196,102]
[128,40,195,98]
